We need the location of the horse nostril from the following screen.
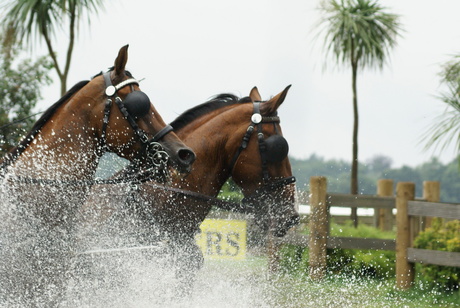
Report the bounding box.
[178,148,196,165]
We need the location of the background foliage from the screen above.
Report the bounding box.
[278,221,396,279]
[290,154,460,203]
[0,41,53,156]
[413,219,460,291]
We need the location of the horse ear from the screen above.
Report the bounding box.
[262,85,291,114]
[249,86,262,102]
[113,44,129,79]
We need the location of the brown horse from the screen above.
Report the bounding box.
[0,45,195,306]
[141,85,298,235]
[78,85,299,298]
[1,45,194,182]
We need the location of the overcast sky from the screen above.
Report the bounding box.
[33,0,460,168]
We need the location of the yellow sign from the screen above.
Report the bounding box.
[195,219,247,260]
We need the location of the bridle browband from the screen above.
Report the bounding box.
[100,71,174,169]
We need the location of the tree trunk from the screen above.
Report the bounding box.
[350,61,359,227]
[42,28,65,96]
[61,4,76,96]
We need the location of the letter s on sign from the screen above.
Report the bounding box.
[226,232,240,256]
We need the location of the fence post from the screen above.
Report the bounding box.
[422,181,440,229]
[376,179,394,231]
[396,182,415,290]
[309,176,328,280]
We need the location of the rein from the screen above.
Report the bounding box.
[0,112,44,131]
[2,173,264,215]
[175,177,297,214]
[6,175,150,186]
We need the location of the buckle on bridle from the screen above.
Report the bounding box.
[139,134,149,144]
[146,141,169,167]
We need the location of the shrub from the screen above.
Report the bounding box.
[278,220,396,278]
[327,248,395,278]
[413,219,460,291]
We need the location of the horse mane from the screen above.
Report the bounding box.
[170,93,252,131]
[1,80,90,167]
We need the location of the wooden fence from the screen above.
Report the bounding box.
[273,176,460,290]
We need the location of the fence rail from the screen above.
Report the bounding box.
[408,201,460,219]
[328,193,396,209]
[278,233,395,251]
[407,248,460,267]
[274,177,460,290]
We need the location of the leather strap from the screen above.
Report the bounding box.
[151,125,174,142]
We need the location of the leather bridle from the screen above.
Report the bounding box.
[100,71,173,170]
[0,72,175,185]
[229,102,296,205]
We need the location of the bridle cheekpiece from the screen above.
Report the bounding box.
[229,101,296,205]
[100,71,173,174]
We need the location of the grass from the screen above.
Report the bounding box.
[329,219,396,239]
[193,220,459,307]
[265,273,460,307]
[199,256,460,307]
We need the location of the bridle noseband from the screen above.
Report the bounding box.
[99,71,174,170]
[229,102,296,204]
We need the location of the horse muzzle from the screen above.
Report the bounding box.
[147,139,196,175]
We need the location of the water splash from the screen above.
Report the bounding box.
[1,168,457,307]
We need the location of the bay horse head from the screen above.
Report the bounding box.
[227,86,299,237]
[2,45,195,180]
[88,45,195,176]
[146,85,299,237]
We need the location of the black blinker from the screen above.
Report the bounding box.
[264,135,289,163]
[124,91,151,118]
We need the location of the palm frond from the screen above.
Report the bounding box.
[315,0,403,71]
[422,108,460,154]
[422,65,460,156]
[0,0,104,46]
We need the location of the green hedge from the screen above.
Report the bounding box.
[278,221,396,278]
[278,218,460,293]
[413,219,460,291]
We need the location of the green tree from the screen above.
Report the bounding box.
[1,0,105,95]
[0,35,53,156]
[365,155,392,175]
[438,160,460,203]
[314,0,402,226]
[290,154,460,203]
[423,55,460,163]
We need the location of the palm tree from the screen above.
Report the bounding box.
[314,0,402,226]
[1,0,105,95]
[423,55,460,161]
